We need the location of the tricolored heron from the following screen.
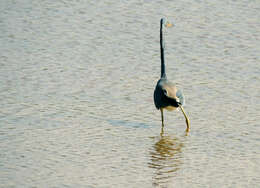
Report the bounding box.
[153,18,190,132]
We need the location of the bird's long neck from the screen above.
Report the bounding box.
[160,20,166,78]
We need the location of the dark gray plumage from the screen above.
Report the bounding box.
[153,18,190,131]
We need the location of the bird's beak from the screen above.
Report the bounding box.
[165,21,173,28]
[179,105,190,132]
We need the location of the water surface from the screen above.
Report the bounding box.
[0,0,259,187]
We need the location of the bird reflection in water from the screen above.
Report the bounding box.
[148,128,184,187]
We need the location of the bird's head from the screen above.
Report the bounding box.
[160,18,174,28]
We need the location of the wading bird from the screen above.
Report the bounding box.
[153,18,190,132]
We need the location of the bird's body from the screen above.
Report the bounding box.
[154,77,179,110]
[153,18,190,131]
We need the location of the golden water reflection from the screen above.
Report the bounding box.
[148,129,184,186]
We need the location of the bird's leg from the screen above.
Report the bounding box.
[160,126,164,136]
[179,106,190,132]
[160,108,164,128]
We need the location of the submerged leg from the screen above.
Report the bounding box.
[179,106,190,132]
[160,108,164,127]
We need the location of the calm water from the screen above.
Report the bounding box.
[0,0,259,187]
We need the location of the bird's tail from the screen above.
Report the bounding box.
[176,89,185,106]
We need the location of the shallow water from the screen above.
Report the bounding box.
[0,0,259,187]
